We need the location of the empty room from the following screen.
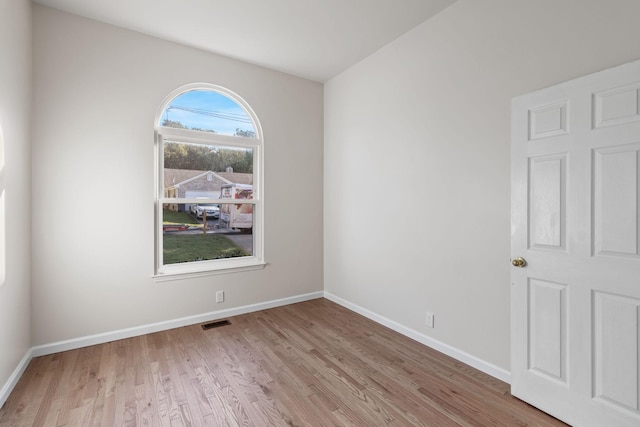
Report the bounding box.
[1,1,640,425]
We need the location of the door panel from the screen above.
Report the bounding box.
[528,278,567,382]
[529,100,569,140]
[593,292,640,412]
[593,145,640,257]
[512,58,640,427]
[593,83,640,129]
[529,155,566,250]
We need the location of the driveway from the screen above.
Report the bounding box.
[225,234,253,255]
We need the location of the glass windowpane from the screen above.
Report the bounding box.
[162,204,251,265]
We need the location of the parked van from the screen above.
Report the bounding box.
[219,183,253,232]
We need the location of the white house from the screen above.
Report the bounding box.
[163,169,253,211]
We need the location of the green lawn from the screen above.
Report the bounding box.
[163,209,200,225]
[163,234,247,264]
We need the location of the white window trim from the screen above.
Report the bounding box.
[153,83,264,280]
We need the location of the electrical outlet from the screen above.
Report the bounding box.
[425,312,435,328]
[216,290,224,303]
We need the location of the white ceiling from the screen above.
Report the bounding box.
[33,0,456,82]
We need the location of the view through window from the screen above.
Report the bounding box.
[155,86,263,277]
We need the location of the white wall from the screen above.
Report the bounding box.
[31,6,323,345]
[325,0,640,371]
[0,0,32,397]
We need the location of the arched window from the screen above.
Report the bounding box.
[154,84,263,278]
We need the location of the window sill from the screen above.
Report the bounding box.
[153,258,266,282]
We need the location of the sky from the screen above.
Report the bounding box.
[160,90,255,136]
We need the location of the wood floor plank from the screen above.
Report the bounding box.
[0,298,568,426]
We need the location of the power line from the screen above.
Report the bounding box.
[167,105,253,124]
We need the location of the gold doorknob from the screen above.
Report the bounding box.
[511,257,527,268]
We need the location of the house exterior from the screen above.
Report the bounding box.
[164,168,253,211]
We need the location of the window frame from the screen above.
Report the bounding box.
[153,84,264,280]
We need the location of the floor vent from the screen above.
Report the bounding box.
[201,320,231,330]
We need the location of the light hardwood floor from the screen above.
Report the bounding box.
[0,298,567,426]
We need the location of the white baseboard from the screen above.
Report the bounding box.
[1,291,322,408]
[31,291,324,358]
[324,292,511,384]
[0,349,33,409]
[2,290,508,410]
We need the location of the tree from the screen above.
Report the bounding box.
[235,128,256,138]
[162,119,216,133]
[164,142,210,170]
[164,142,189,169]
[164,142,253,173]
[162,119,186,129]
[216,149,253,173]
[162,122,254,173]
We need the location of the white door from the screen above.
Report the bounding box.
[511,59,640,427]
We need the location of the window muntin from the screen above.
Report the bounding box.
[154,85,263,278]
